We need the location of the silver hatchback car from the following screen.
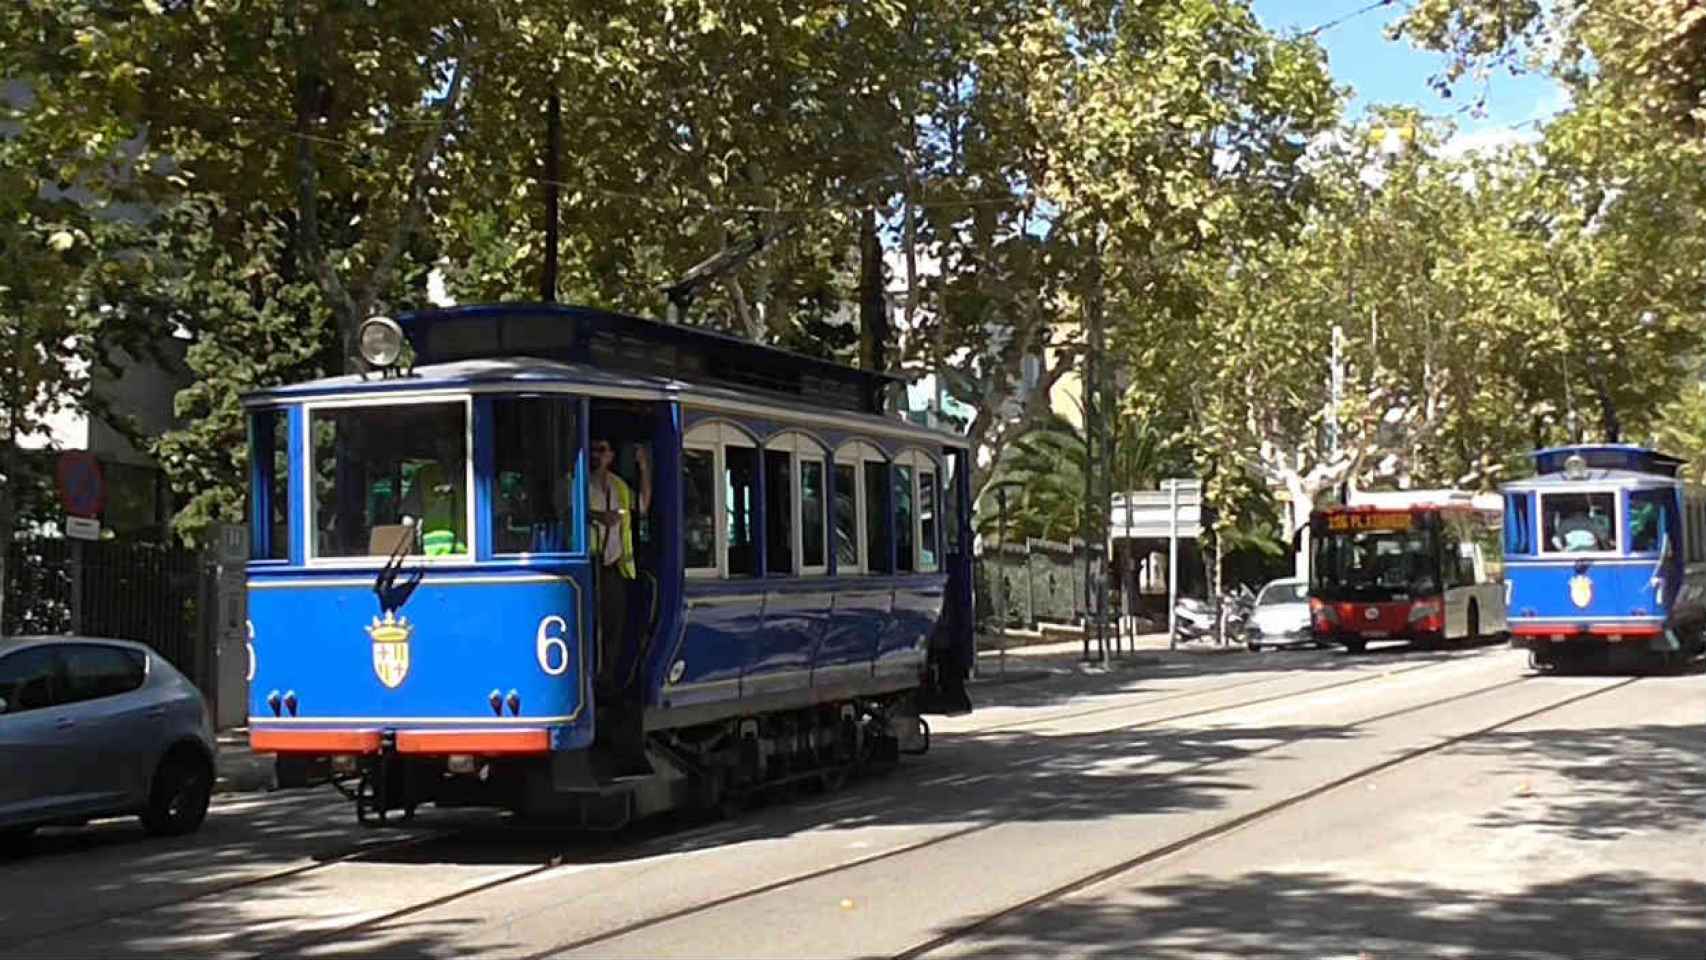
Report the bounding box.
[0,636,215,844]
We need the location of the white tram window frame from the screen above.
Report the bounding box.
[685,420,759,580]
[1536,487,1624,557]
[835,439,887,575]
[301,393,477,567]
[893,449,942,574]
[767,432,830,577]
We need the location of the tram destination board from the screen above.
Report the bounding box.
[1327,510,1413,532]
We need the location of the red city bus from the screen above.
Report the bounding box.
[1308,503,1508,652]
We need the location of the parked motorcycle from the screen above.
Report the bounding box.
[1172,585,1257,644]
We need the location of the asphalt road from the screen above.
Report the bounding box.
[1,641,1699,959]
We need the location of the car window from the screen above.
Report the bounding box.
[61,644,148,704]
[0,647,64,714]
[1260,583,1305,605]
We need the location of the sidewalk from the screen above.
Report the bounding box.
[215,727,277,795]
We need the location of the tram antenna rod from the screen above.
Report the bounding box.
[542,91,561,303]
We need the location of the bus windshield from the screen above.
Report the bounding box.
[1312,527,1440,601]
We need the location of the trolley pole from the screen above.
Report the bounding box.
[541,92,561,303]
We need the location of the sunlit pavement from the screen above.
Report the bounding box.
[1,641,1698,959]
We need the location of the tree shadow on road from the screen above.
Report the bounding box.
[923,869,1706,960]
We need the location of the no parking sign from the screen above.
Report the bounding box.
[56,451,107,518]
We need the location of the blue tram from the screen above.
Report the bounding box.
[1501,444,1706,671]
[244,304,975,825]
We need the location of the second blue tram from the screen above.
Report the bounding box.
[244,304,976,825]
[1501,444,1706,671]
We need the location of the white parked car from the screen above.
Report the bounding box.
[0,636,216,847]
[1243,578,1319,651]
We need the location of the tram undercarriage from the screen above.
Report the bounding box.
[1521,624,1706,674]
[331,693,929,830]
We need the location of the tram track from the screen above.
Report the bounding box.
[887,675,1641,959]
[259,652,1534,960]
[3,648,1507,957]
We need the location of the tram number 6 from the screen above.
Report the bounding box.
[536,615,572,677]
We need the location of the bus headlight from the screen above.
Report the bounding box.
[359,316,404,368]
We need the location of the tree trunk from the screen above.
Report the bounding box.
[858,207,887,375]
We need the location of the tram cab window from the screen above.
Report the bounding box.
[310,401,469,559]
[492,397,577,554]
[1627,489,1673,555]
[1540,492,1616,553]
[1504,493,1532,556]
[247,409,290,561]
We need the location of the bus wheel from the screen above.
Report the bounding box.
[1342,639,1366,654]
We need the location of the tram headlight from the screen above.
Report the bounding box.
[358,316,405,368]
[1564,453,1588,480]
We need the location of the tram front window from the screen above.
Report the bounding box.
[310,401,470,559]
[493,397,577,554]
[1312,530,1439,601]
[1540,492,1617,553]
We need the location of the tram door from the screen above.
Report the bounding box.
[922,445,974,714]
[586,401,666,699]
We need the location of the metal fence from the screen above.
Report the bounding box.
[4,537,210,691]
[975,538,1095,631]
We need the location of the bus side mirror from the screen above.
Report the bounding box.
[1290,526,1304,553]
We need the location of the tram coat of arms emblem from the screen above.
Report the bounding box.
[1568,574,1594,610]
[367,611,413,688]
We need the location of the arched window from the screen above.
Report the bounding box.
[684,420,759,578]
[834,440,889,574]
[765,432,831,576]
[895,448,943,573]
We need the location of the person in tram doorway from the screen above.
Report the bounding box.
[404,434,467,556]
[589,436,651,693]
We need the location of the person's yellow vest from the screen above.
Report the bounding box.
[415,462,466,556]
[593,473,637,579]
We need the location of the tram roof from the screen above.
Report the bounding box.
[397,303,905,416]
[1520,444,1687,479]
[240,356,960,445]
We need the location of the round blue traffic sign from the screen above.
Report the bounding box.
[57,451,106,517]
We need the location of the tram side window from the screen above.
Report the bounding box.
[865,461,893,573]
[801,459,827,571]
[834,463,860,570]
[248,410,290,561]
[919,469,939,572]
[765,449,793,575]
[683,448,717,572]
[1627,489,1673,555]
[894,465,915,573]
[311,401,469,558]
[1540,492,1616,553]
[1693,499,1706,563]
[725,446,759,577]
[943,451,963,555]
[492,397,577,554]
